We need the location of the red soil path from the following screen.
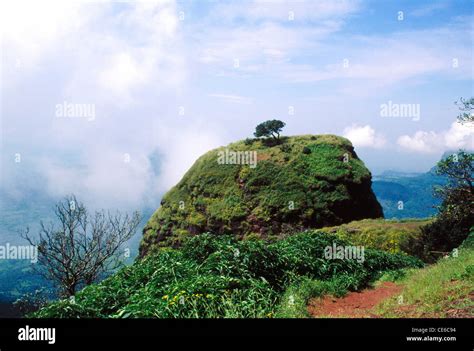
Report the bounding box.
[308,282,402,318]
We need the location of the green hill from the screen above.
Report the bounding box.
[372,170,445,219]
[140,135,383,256]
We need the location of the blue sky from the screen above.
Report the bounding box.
[0,0,473,209]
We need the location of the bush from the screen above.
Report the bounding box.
[182,234,236,263]
[280,143,292,153]
[33,230,422,318]
[244,138,254,146]
[34,298,97,318]
[413,215,472,262]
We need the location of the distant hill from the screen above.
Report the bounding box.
[372,169,446,219]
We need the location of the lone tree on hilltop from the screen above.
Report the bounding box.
[254,119,286,141]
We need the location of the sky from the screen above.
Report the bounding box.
[0,0,473,210]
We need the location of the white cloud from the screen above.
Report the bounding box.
[208,93,253,104]
[0,0,89,64]
[195,23,332,70]
[445,121,474,150]
[1,0,188,208]
[211,0,361,23]
[397,131,441,153]
[193,1,356,75]
[343,124,386,148]
[153,125,225,192]
[93,0,185,102]
[98,53,148,97]
[38,149,154,209]
[281,27,472,89]
[192,3,472,98]
[397,122,474,153]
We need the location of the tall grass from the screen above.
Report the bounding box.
[374,247,474,317]
[33,230,422,318]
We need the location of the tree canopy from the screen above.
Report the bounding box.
[455,97,474,124]
[254,120,286,140]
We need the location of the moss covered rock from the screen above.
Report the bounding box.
[140,135,383,256]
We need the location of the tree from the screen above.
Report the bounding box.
[433,151,473,224]
[436,151,473,198]
[455,97,474,124]
[22,195,141,297]
[254,120,286,140]
[417,151,474,262]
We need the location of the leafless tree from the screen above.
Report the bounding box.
[22,195,141,297]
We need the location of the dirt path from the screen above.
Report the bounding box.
[308,282,402,318]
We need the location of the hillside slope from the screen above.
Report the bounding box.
[372,170,445,219]
[140,135,383,255]
[373,234,474,318]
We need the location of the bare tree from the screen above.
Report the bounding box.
[22,195,141,297]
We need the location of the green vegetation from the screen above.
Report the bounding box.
[33,230,422,318]
[374,233,474,317]
[455,97,474,124]
[321,218,431,257]
[254,119,286,141]
[140,135,383,254]
[413,150,473,262]
[29,132,472,319]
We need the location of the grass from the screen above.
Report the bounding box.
[140,134,383,254]
[275,273,372,318]
[321,218,432,257]
[373,246,474,317]
[33,230,422,318]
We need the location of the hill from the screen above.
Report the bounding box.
[140,135,383,256]
[372,170,445,219]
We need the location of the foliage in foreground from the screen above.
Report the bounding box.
[33,231,422,318]
[374,236,474,318]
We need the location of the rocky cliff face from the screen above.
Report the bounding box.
[140,135,383,256]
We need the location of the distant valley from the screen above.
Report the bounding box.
[372,169,446,219]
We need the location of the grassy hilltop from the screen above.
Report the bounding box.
[30,134,472,319]
[140,135,383,255]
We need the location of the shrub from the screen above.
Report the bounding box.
[412,215,472,262]
[33,230,422,318]
[280,143,292,153]
[244,138,254,146]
